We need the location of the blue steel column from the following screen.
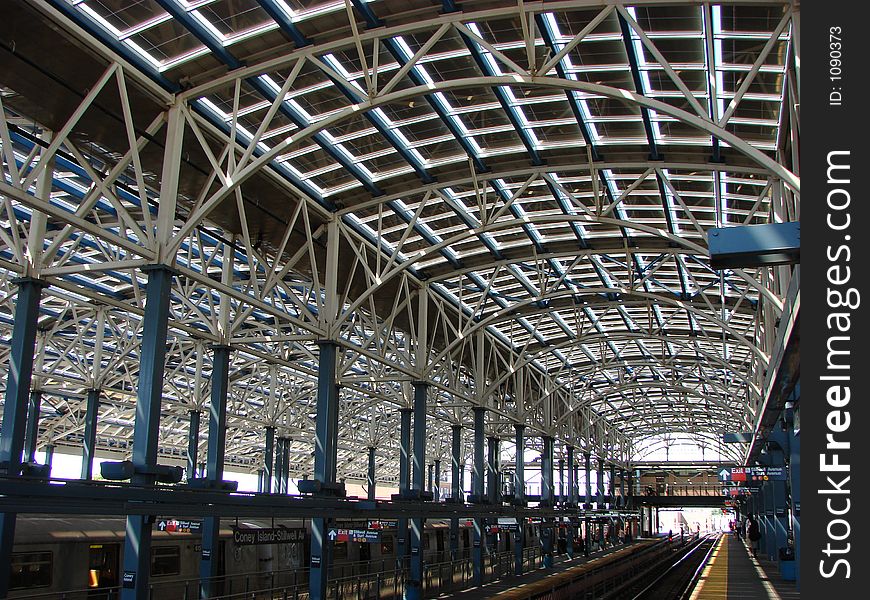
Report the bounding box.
[44,444,54,473]
[763,445,788,562]
[80,389,101,480]
[514,424,525,575]
[487,436,500,504]
[310,341,338,600]
[472,406,486,586]
[567,446,575,558]
[553,458,567,560]
[609,464,616,508]
[0,277,46,598]
[434,459,441,501]
[428,463,434,492]
[186,409,201,482]
[567,447,576,505]
[200,345,231,598]
[450,424,462,559]
[609,463,617,544]
[584,452,591,556]
[597,458,605,548]
[398,407,412,567]
[773,449,789,565]
[263,426,275,493]
[541,437,554,507]
[121,265,173,599]
[407,382,427,600]
[328,384,340,481]
[23,390,42,464]
[274,437,285,493]
[596,458,605,507]
[541,436,554,567]
[486,435,499,558]
[282,434,291,493]
[762,478,774,559]
[368,447,377,500]
[788,405,800,589]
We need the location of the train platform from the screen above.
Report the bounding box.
[688,534,800,600]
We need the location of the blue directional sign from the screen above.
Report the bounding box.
[328,528,381,543]
[719,466,786,482]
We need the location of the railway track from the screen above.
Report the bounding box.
[617,534,719,600]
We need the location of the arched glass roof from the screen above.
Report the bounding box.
[0,0,799,478]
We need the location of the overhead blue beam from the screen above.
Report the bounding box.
[46,0,179,92]
[255,0,311,48]
[618,14,661,160]
[320,63,434,183]
[350,0,386,28]
[655,174,690,299]
[153,1,382,196]
[154,1,241,69]
[382,38,487,173]
[535,14,602,162]
[459,31,543,165]
[244,77,384,196]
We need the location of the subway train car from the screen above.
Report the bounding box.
[8,515,543,598]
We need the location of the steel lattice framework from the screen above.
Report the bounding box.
[0,0,799,484]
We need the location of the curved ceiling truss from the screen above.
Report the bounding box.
[0,0,799,481]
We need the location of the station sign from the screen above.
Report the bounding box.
[156,519,202,534]
[328,528,381,543]
[485,523,519,534]
[719,466,787,482]
[233,527,307,546]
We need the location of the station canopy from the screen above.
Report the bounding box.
[0,0,799,482]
